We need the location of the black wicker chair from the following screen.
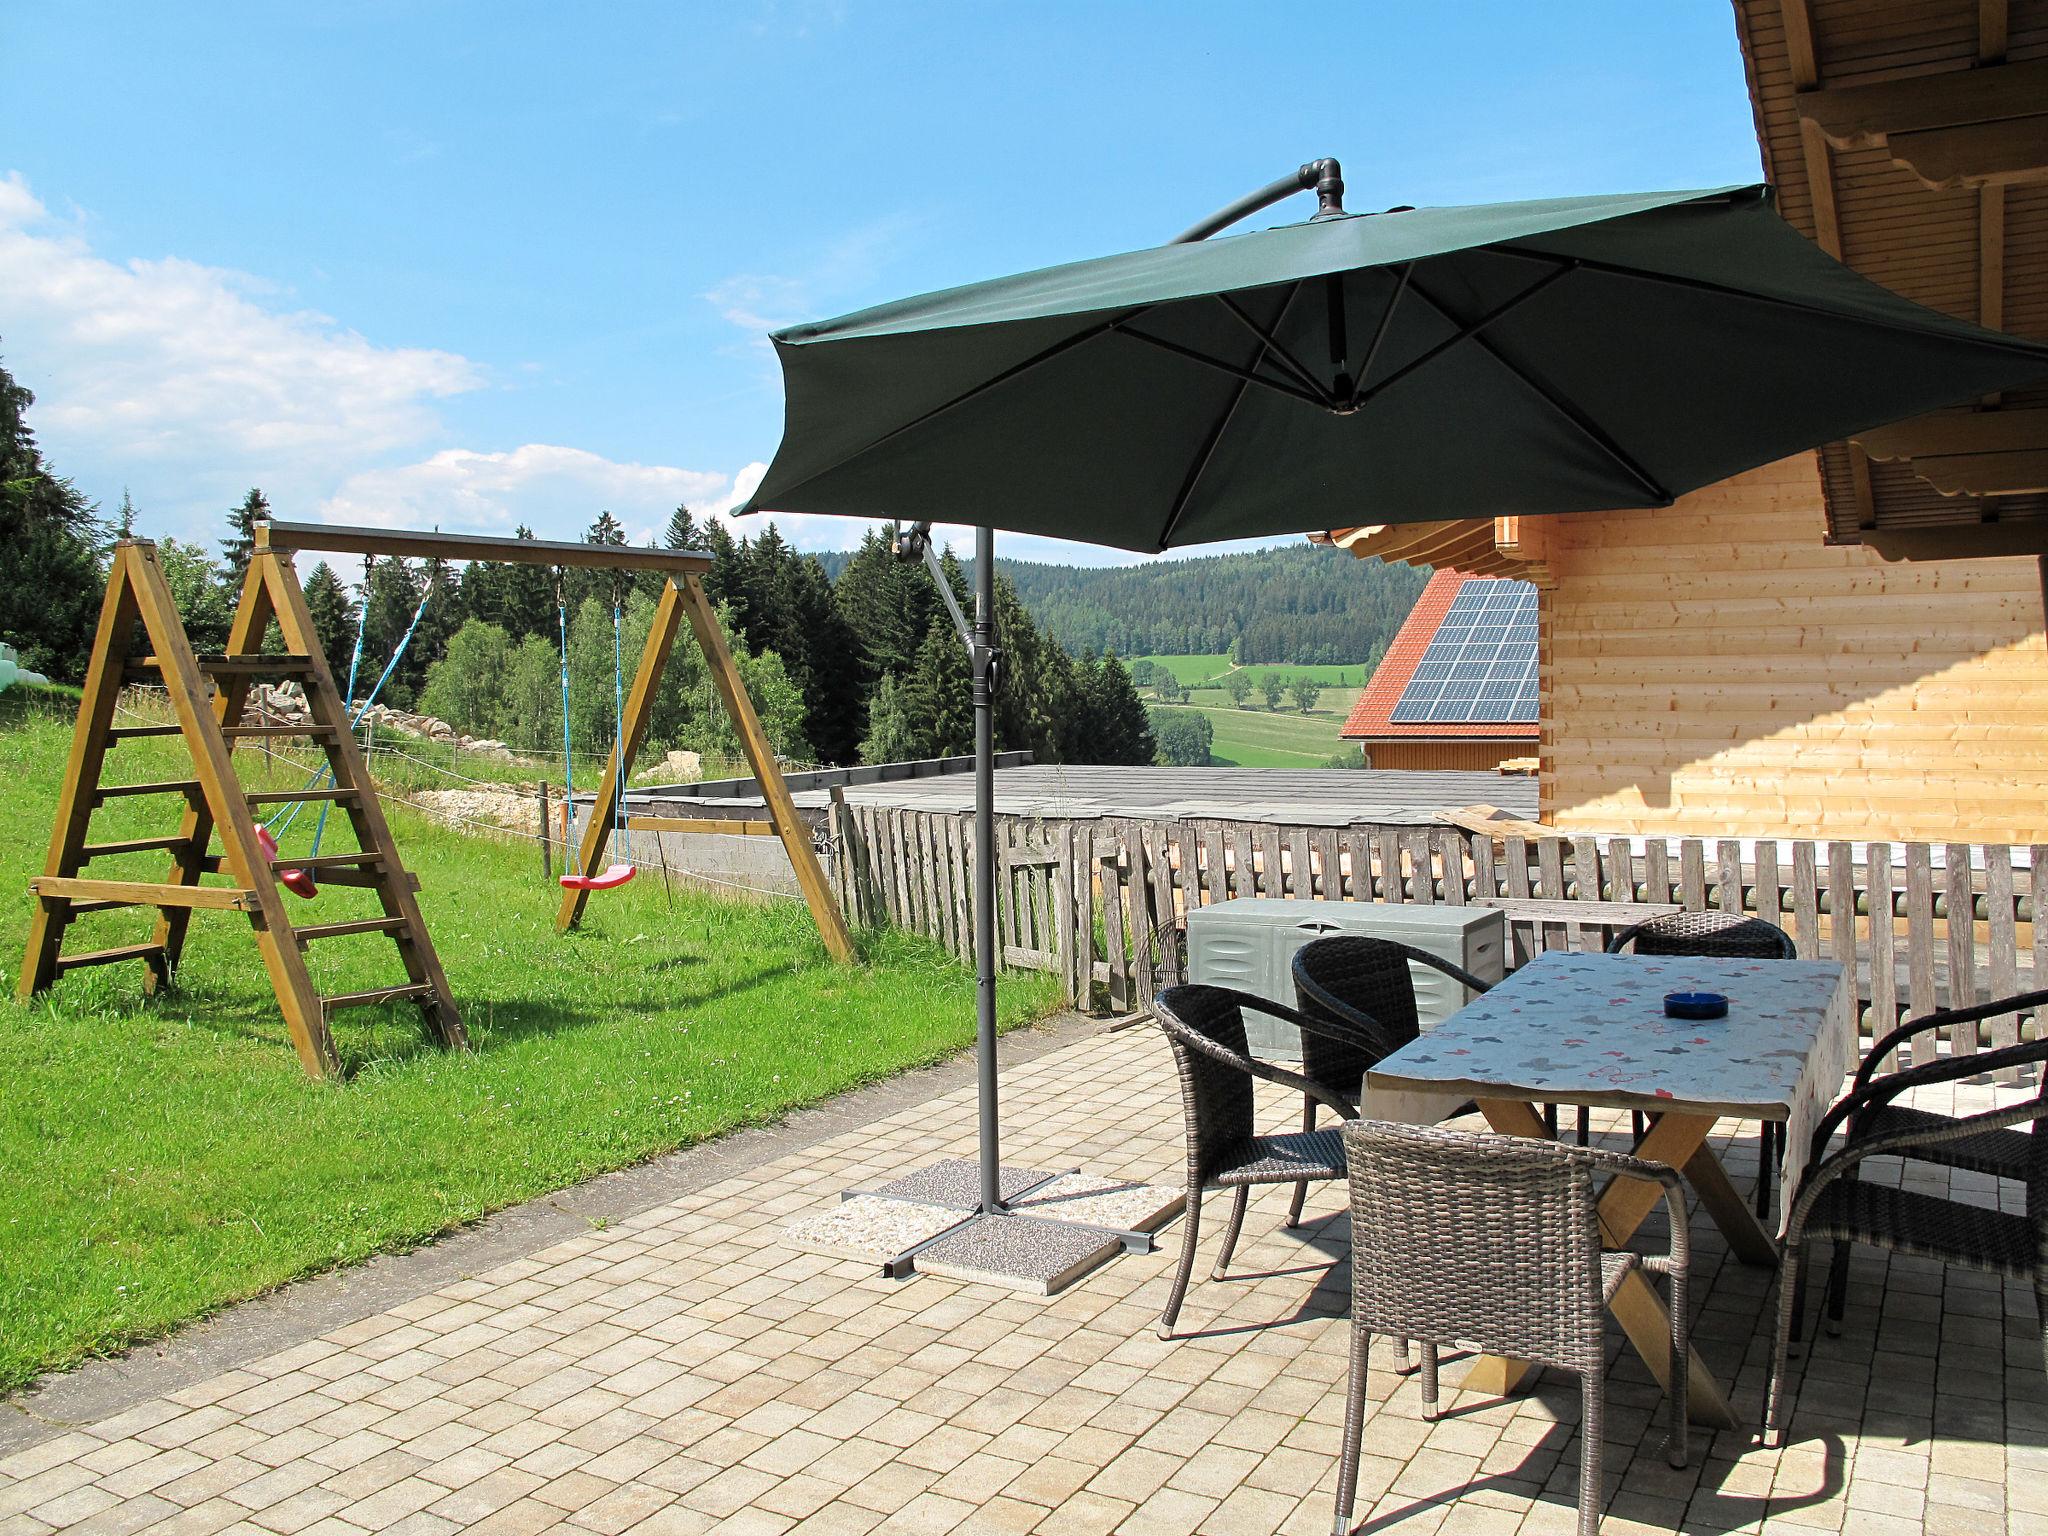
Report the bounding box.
[1290,937,1493,1223]
[1799,988,2048,1339]
[1766,1034,2048,1447]
[1607,909,1799,1213]
[1152,983,1373,1340]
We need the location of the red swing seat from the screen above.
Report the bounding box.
[255,826,319,899]
[560,863,636,892]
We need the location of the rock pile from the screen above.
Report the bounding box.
[237,684,517,761]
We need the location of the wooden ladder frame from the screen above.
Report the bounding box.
[551,572,855,961]
[17,541,465,1077]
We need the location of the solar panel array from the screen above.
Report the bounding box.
[1389,580,1539,725]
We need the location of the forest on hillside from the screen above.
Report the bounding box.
[995,544,1427,664]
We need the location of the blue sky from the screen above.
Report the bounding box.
[1,2,1762,566]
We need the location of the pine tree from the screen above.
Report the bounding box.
[0,354,103,680]
[360,557,425,707]
[114,488,137,539]
[219,488,271,583]
[301,561,359,686]
[398,556,465,704]
[1060,653,1154,765]
[496,525,558,641]
[662,504,704,551]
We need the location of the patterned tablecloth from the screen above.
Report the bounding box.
[1363,952,1854,1234]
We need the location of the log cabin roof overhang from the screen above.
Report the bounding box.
[1731,0,2048,559]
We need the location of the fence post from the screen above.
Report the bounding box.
[537,780,554,882]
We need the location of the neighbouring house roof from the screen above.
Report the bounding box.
[1342,570,1542,741]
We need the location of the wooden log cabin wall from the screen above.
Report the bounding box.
[1528,456,2048,842]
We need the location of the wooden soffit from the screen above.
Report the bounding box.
[1730,0,2048,562]
[1319,518,1549,582]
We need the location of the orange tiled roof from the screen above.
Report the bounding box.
[1341,569,1541,741]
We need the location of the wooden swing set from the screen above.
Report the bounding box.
[16,521,854,1079]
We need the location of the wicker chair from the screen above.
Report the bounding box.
[1331,1121,1690,1536]
[1607,909,1799,1214]
[1153,983,1373,1340]
[1289,936,1494,1223]
[1792,989,2048,1348]
[1766,1043,2048,1447]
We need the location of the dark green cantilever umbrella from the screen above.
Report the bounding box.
[741,167,2048,1233]
[743,181,2048,551]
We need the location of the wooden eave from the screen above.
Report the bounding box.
[1319,517,1551,581]
[1729,0,2048,560]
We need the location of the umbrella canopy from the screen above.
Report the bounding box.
[743,184,2048,551]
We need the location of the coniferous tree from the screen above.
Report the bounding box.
[0,354,103,680]
[114,488,137,539]
[496,525,558,642]
[360,556,425,707]
[301,561,359,686]
[219,488,271,583]
[662,504,704,551]
[398,556,465,704]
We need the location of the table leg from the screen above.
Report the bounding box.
[1462,1098,1738,1430]
[1682,1139,1780,1267]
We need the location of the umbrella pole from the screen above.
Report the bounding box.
[972,524,1002,1214]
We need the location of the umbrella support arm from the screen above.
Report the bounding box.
[1171,158,1345,244]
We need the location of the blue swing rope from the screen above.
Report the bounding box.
[557,586,575,817]
[612,600,628,865]
[267,573,433,843]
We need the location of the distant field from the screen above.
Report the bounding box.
[1148,701,1354,767]
[1136,652,1369,767]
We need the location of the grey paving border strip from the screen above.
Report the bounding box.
[0,1011,1106,1455]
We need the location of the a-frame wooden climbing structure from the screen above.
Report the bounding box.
[20,522,854,1079]
[17,539,464,1077]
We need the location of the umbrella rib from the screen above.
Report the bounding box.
[1349,265,1573,413]
[1403,268,1671,505]
[1481,243,2048,359]
[1347,263,1412,408]
[1212,291,1331,402]
[1153,282,1310,551]
[1109,322,1331,410]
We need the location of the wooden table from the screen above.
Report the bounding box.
[1363,951,1853,1429]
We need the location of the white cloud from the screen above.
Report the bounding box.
[319,444,732,543]
[0,171,480,481]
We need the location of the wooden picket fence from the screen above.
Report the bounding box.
[826,801,2043,1058]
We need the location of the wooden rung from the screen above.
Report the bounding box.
[31,876,257,911]
[313,868,422,892]
[81,836,191,860]
[93,779,205,803]
[60,900,128,916]
[246,788,360,806]
[626,815,779,837]
[55,942,167,973]
[150,653,316,674]
[222,724,338,739]
[323,982,437,1013]
[292,917,409,945]
[282,852,384,871]
[106,724,184,741]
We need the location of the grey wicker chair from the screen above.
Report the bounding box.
[1607,909,1799,1214]
[1153,983,1372,1340]
[1332,1121,1690,1536]
[1774,989,2048,1371]
[1766,1039,2048,1447]
[1289,936,1493,1222]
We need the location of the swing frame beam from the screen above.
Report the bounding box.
[254,522,856,961]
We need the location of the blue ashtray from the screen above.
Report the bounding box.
[1664,991,1728,1020]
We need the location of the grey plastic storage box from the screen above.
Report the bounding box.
[1185,898,1506,1059]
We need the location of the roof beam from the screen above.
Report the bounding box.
[1857,406,2048,497]
[1797,58,2048,191]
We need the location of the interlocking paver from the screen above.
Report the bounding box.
[5,1027,2039,1534]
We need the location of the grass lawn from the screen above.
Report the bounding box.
[0,686,1060,1391]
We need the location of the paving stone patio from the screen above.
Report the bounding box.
[1,1020,2042,1535]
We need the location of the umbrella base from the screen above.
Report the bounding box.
[783,1158,1184,1294]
